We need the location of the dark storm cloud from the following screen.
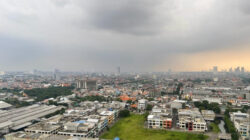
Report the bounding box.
[82,0,169,35]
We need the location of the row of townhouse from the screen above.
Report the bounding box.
[147,105,212,132]
[230,111,250,139]
[99,110,118,125]
[177,108,207,132]
[147,106,173,129]
[148,114,172,129]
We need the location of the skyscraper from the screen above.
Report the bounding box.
[117,66,120,75]
[235,67,240,73]
[229,67,233,73]
[213,66,218,73]
[241,67,245,73]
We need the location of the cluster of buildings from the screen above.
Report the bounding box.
[3,101,125,140]
[147,106,172,129]
[147,104,212,132]
[177,108,208,132]
[230,112,250,139]
[0,71,250,140]
[0,104,63,135]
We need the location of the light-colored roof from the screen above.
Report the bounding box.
[0,101,12,109]
[147,115,154,119]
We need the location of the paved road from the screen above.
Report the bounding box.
[206,132,218,140]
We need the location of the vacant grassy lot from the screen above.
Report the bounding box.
[101,114,208,140]
[209,123,220,133]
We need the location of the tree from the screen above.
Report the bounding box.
[194,101,221,114]
[24,86,73,101]
[119,109,130,118]
[224,116,239,140]
[148,98,154,101]
[115,98,122,102]
[202,100,209,109]
[227,102,232,106]
[144,111,149,120]
[146,104,153,111]
[182,103,186,109]
[126,100,132,104]
[194,101,201,107]
[241,105,249,113]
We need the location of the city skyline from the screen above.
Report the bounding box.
[1,0,250,72]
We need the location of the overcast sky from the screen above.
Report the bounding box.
[1,0,250,72]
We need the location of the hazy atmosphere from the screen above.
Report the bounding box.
[1,0,250,72]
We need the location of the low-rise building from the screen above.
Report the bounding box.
[5,131,99,140]
[148,114,172,129]
[148,106,173,129]
[178,108,207,132]
[58,120,97,138]
[0,101,12,110]
[4,131,50,140]
[138,99,148,111]
[0,104,63,134]
[201,110,215,121]
[99,110,117,125]
[230,111,250,139]
[25,122,62,134]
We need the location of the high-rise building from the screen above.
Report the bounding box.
[241,67,245,73]
[86,80,97,91]
[117,66,120,75]
[213,66,218,73]
[229,67,233,73]
[76,80,85,89]
[54,69,61,81]
[76,79,97,91]
[235,67,240,73]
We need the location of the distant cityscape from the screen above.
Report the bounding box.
[0,68,249,140]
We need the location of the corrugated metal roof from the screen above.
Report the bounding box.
[0,101,12,109]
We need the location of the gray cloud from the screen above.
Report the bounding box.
[0,34,49,70]
[0,0,250,71]
[82,0,168,35]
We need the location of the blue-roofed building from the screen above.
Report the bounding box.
[73,120,86,124]
[115,90,121,95]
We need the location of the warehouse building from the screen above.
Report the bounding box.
[0,104,63,135]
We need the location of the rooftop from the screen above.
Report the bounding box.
[0,101,12,109]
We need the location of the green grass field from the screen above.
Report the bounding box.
[101,114,208,140]
[209,123,220,133]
